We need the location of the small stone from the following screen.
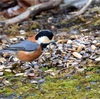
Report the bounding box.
[38,79,45,84]
[0,83,3,87]
[72,52,82,59]
[4,69,11,72]
[28,73,35,78]
[70,35,78,40]
[15,73,24,76]
[75,39,85,44]
[16,36,25,40]
[90,54,97,60]
[86,48,92,54]
[69,29,79,34]
[85,76,90,78]
[3,53,10,58]
[1,39,8,43]
[64,74,72,78]
[80,51,85,55]
[95,50,100,55]
[63,53,71,60]
[71,62,79,66]
[50,72,56,76]
[0,72,3,76]
[84,42,90,45]
[77,44,83,52]
[3,80,10,85]
[0,65,5,71]
[66,45,73,48]
[4,65,12,69]
[95,70,100,74]
[0,58,6,63]
[19,30,26,34]
[85,86,91,90]
[57,40,67,43]
[45,70,56,76]
[58,60,62,64]
[76,86,81,90]
[48,17,53,23]
[91,45,96,50]
[51,25,55,29]
[58,44,63,50]
[96,43,100,47]
[75,67,84,72]
[67,40,72,44]
[90,81,97,85]
[81,29,89,32]
[83,53,90,59]
[10,38,17,42]
[92,40,97,44]
[12,57,19,61]
[95,57,100,62]
[30,80,38,84]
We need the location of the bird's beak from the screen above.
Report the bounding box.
[50,40,56,45]
[50,37,56,45]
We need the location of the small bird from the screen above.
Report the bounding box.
[0,30,54,62]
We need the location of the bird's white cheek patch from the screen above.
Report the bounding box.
[37,36,51,44]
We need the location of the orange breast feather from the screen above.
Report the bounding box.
[16,46,42,62]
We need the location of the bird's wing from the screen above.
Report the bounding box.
[5,40,39,51]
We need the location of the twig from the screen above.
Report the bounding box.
[0,0,62,25]
[69,0,93,19]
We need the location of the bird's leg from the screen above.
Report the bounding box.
[20,61,34,70]
[23,62,34,70]
[28,61,39,70]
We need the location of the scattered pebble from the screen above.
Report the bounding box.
[0,72,3,76]
[0,58,6,63]
[2,80,11,85]
[85,86,91,90]
[30,80,38,84]
[0,65,5,71]
[92,40,97,44]
[4,69,12,72]
[91,45,96,50]
[72,52,82,59]
[45,70,56,76]
[10,38,18,42]
[90,81,97,85]
[28,73,35,78]
[19,30,26,34]
[95,57,100,62]
[0,33,99,79]
[77,44,83,52]
[15,73,24,76]
[38,78,45,84]
[48,17,54,23]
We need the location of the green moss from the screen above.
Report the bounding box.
[0,71,100,99]
[0,66,100,99]
[0,87,13,95]
[4,72,13,75]
[4,24,19,35]
[60,20,68,25]
[29,22,40,30]
[94,19,100,26]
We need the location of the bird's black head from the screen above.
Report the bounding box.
[35,30,54,50]
[35,30,54,41]
[35,30,54,44]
